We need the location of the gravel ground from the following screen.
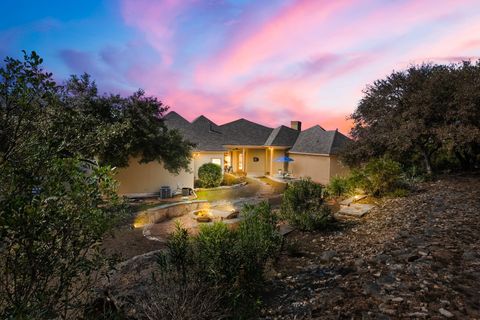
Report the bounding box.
[261,174,480,319]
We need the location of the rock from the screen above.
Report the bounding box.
[408,312,428,318]
[391,297,404,302]
[439,308,454,318]
[320,250,337,262]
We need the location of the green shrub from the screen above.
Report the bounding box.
[236,202,282,286]
[326,176,350,197]
[198,163,223,188]
[221,173,246,186]
[280,178,332,231]
[195,222,237,284]
[152,202,281,319]
[362,158,403,196]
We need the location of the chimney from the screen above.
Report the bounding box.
[291,121,302,131]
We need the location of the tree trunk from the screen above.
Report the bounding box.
[422,148,433,175]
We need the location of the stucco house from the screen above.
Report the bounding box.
[115,111,351,196]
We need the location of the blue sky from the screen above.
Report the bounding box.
[2,0,480,133]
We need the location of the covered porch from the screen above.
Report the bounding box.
[223,145,291,177]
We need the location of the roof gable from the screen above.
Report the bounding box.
[264,125,299,147]
[219,118,273,146]
[290,126,350,155]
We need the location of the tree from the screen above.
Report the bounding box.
[343,62,480,174]
[0,51,194,318]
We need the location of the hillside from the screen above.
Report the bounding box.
[261,174,480,319]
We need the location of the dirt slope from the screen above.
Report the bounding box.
[262,174,480,319]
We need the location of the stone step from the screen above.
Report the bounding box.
[337,203,375,218]
[339,195,367,206]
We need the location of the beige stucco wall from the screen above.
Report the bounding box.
[288,153,350,185]
[245,148,267,176]
[115,158,194,196]
[288,153,331,185]
[271,149,287,174]
[193,152,225,178]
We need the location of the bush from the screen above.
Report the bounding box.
[326,176,350,197]
[362,158,403,196]
[221,173,246,186]
[236,202,282,288]
[280,178,332,231]
[146,202,281,319]
[198,163,223,188]
[0,159,125,319]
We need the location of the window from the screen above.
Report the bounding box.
[211,158,221,166]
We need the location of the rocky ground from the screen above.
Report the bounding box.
[261,174,480,319]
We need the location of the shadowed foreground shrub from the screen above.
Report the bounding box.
[139,202,281,319]
[280,178,332,231]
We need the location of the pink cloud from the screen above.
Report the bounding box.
[117,0,480,136]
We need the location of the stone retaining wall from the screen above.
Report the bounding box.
[134,200,209,227]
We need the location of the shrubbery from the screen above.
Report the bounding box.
[326,158,409,198]
[280,178,332,231]
[143,201,281,318]
[197,163,223,188]
[221,173,246,186]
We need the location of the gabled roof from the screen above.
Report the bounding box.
[264,125,299,147]
[219,118,273,146]
[163,111,191,133]
[163,111,350,155]
[190,115,224,151]
[289,125,349,155]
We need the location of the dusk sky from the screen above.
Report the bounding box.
[2,0,480,134]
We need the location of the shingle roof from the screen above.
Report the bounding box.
[264,125,299,147]
[219,118,273,146]
[163,112,350,154]
[190,115,225,151]
[289,125,350,155]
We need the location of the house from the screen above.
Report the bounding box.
[115,111,351,196]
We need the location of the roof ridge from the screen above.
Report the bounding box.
[220,117,273,129]
[327,130,338,153]
[164,111,190,123]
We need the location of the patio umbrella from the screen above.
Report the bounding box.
[274,156,294,162]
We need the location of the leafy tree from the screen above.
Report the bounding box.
[0,51,194,318]
[344,62,480,173]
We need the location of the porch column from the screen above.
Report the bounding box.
[270,148,273,175]
[242,148,246,173]
[265,148,268,175]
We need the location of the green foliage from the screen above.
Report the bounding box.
[151,201,281,319]
[195,222,237,284]
[0,158,126,319]
[326,158,406,198]
[0,51,194,173]
[198,163,223,188]
[362,158,404,196]
[236,202,282,290]
[0,51,193,318]
[343,62,480,174]
[221,173,246,186]
[280,178,332,231]
[326,176,351,197]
